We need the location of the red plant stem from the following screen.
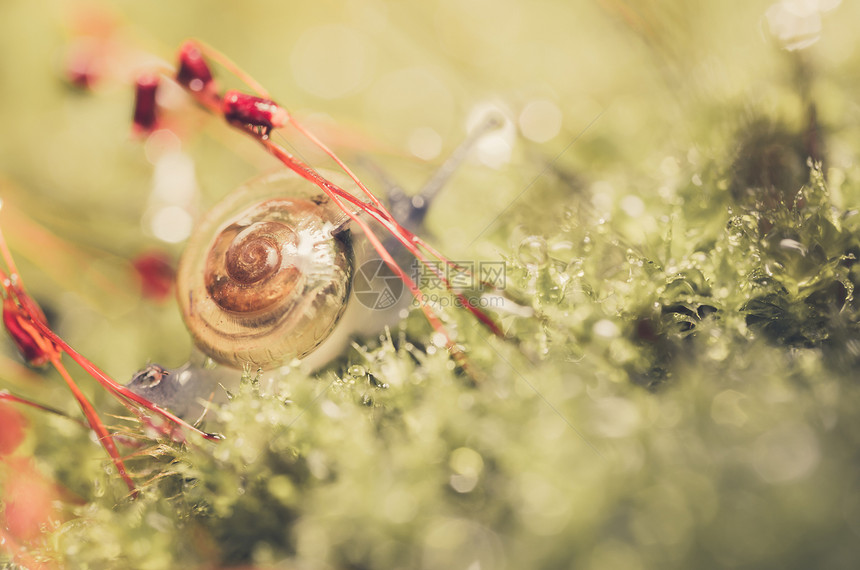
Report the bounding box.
[48,352,138,495]
[185,38,271,98]
[157,40,506,376]
[30,319,223,441]
[0,390,84,425]
[0,292,138,494]
[289,118,387,212]
[176,45,502,331]
[249,130,506,338]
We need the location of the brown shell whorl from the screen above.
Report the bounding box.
[205,220,300,313]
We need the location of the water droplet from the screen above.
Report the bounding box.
[348,364,367,377]
[518,236,548,268]
[593,319,620,339]
[764,0,828,51]
[779,238,807,255]
[431,332,450,348]
[543,284,563,303]
[581,240,593,254]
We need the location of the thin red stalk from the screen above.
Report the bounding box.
[175,47,505,344]
[270,124,502,331]
[30,320,223,441]
[289,119,387,212]
[0,228,49,327]
[48,352,138,495]
[415,238,504,290]
[178,50,490,296]
[274,144,495,368]
[174,45,495,307]
[285,115,502,300]
[0,135,226,500]
[321,177,457,351]
[3,298,137,493]
[246,133,461,347]
[188,39,271,98]
[0,246,142,494]
[256,135,505,338]
[0,239,18,276]
[0,390,84,425]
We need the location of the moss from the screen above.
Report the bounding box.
[3,1,860,569]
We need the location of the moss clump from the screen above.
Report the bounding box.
[4,1,860,569]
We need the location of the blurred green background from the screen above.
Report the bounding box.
[2,0,860,568]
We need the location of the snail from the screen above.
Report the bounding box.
[128,167,407,417]
[127,110,510,417]
[176,169,355,369]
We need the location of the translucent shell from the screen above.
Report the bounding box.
[176,170,355,369]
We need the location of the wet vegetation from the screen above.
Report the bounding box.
[2,1,860,568]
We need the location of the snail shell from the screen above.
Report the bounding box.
[176,170,355,369]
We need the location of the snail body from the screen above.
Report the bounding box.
[176,170,356,369]
[130,170,389,416]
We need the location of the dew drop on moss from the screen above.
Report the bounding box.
[518,235,549,268]
[581,234,593,253]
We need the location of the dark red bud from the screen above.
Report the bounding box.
[176,41,215,94]
[65,44,100,89]
[133,251,175,302]
[221,90,289,134]
[132,73,160,133]
[2,296,49,367]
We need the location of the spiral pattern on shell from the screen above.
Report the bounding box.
[176,170,355,368]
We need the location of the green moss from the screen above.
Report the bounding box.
[3,1,860,569]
